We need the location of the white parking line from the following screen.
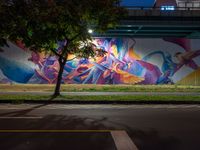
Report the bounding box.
[111,130,139,150]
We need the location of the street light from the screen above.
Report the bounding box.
[88,29,93,34]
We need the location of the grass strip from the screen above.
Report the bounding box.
[0,95,200,103]
[0,84,200,92]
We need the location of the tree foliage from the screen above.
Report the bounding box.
[0,0,126,96]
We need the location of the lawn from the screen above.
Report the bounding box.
[0,95,200,103]
[0,84,200,92]
[1,84,199,103]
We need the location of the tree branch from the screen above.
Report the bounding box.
[51,49,62,57]
[60,32,82,59]
[67,56,77,61]
[51,49,69,63]
[69,32,82,42]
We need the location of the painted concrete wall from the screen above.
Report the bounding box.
[0,38,200,85]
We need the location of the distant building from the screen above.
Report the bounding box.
[121,0,200,10]
[155,0,200,9]
[176,0,200,8]
[155,0,177,7]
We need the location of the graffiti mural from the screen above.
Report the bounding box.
[0,38,200,84]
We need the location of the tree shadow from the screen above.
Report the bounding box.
[0,108,181,150]
[48,94,58,101]
[3,86,69,115]
[0,103,48,117]
[0,115,117,150]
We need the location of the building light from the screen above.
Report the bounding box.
[161,6,175,10]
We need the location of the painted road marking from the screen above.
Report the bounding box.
[0,129,139,150]
[111,131,139,150]
[0,129,117,133]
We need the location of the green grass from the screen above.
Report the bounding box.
[1,84,199,103]
[0,95,200,103]
[0,84,200,92]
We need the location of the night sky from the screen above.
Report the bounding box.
[121,0,156,7]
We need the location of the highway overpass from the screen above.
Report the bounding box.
[94,7,200,38]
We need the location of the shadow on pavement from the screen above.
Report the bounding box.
[0,104,48,117]
[0,106,181,150]
[0,113,118,150]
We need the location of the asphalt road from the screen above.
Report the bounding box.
[0,104,200,150]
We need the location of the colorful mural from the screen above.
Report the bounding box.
[0,38,200,85]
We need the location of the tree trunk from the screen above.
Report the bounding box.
[53,56,67,97]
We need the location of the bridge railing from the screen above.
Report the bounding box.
[125,6,200,17]
[125,6,200,11]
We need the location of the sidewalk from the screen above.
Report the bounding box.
[1,91,200,96]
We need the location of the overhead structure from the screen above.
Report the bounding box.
[94,0,200,38]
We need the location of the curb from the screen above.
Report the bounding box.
[0,100,200,105]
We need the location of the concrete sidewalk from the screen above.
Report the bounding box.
[0,91,200,96]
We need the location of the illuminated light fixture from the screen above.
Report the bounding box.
[161,6,175,10]
[88,29,93,34]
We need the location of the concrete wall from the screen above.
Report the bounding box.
[0,38,200,85]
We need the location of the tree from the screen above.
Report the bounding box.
[0,0,126,96]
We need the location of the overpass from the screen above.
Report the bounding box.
[94,6,200,38]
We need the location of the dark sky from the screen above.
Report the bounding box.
[121,0,156,7]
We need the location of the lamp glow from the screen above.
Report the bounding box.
[161,6,175,10]
[88,29,93,34]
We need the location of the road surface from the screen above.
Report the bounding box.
[0,104,200,150]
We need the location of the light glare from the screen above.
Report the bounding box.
[88,29,93,34]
